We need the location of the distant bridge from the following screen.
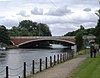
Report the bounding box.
[10,36,95,47]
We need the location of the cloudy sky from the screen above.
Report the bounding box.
[0,0,99,36]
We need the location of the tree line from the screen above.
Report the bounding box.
[64,25,95,36]
[0,25,10,45]
[8,20,52,36]
[64,8,100,51]
[0,20,52,45]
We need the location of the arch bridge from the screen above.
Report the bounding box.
[10,36,95,48]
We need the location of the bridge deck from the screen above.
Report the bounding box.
[10,36,95,46]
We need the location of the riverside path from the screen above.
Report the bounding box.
[30,54,89,78]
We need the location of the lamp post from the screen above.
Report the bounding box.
[84,35,87,54]
[38,24,41,36]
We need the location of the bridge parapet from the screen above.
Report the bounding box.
[10,36,75,46]
[10,36,95,47]
[10,36,75,39]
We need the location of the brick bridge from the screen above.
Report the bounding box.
[10,36,95,47]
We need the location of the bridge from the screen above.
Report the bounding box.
[10,36,95,48]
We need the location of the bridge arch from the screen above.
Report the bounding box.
[16,39,75,47]
[9,40,15,45]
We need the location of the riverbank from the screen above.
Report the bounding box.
[70,53,100,78]
[6,45,18,49]
[29,54,88,78]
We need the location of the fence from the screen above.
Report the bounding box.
[0,51,74,78]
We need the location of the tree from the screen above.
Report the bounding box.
[64,25,85,36]
[75,31,83,51]
[18,20,34,31]
[80,25,85,30]
[64,25,95,36]
[20,28,30,36]
[95,7,100,45]
[0,25,10,44]
[8,20,52,36]
[37,23,52,36]
[18,20,52,36]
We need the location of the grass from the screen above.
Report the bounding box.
[74,48,90,57]
[70,53,100,78]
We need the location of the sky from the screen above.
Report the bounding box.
[0,0,99,36]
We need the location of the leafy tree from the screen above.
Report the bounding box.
[64,25,85,36]
[64,31,75,36]
[95,9,100,45]
[86,28,95,35]
[75,31,83,51]
[8,26,21,36]
[19,20,34,31]
[64,25,95,36]
[8,20,52,36]
[20,28,30,36]
[0,25,10,44]
[80,25,85,30]
[37,23,52,36]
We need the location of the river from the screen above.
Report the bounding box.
[0,44,71,78]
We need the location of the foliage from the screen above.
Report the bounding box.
[75,31,83,51]
[95,9,100,45]
[36,23,52,36]
[8,26,20,36]
[19,20,34,31]
[65,26,85,51]
[8,20,52,36]
[0,25,10,44]
[64,25,95,36]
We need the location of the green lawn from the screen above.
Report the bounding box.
[70,53,100,78]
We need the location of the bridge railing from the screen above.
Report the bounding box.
[10,36,75,39]
[10,36,95,39]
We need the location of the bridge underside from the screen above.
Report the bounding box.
[17,40,75,49]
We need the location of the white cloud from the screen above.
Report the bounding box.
[17,10,30,17]
[31,7,43,15]
[82,22,96,28]
[49,24,77,36]
[0,19,19,28]
[45,5,72,16]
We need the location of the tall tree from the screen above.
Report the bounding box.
[0,25,10,44]
[64,25,85,36]
[95,7,100,45]
[37,23,52,36]
[20,28,30,36]
[18,20,34,31]
[8,20,52,36]
[75,31,83,51]
[64,25,95,36]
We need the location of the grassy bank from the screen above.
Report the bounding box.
[70,53,100,78]
[74,48,90,57]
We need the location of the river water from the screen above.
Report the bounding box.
[0,44,71,78]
